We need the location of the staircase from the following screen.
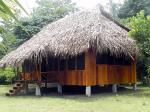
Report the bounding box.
[5,82,25,96]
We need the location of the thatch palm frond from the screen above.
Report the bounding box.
[0,8,138,68]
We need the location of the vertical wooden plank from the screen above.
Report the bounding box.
[84,51,89,85]
[108,65,117,84]
[84,49,96,86]
[97,64,135,85]
[97,64,108,85]
[119,65,131,83]
[39,63,41,81]
[131,60,137,83]
[57,49,97,86]
[82,70,86,85]
[77,71,80,85]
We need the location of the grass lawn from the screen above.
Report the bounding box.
[0,85,150,112]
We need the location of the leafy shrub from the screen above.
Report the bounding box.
[0,75,6,84]
[0,67,15,84]
[128,10,150,82]
[147,66,150,76]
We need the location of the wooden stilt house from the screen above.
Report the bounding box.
[0,8,138,96]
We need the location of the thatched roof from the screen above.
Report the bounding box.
[0,8,138,68]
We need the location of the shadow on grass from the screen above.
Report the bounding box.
[2,85,150,102]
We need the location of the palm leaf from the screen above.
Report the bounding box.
[13,0,29,16]
[0,26,4,33]
[0,0,30,36]
[0,0,19,22]
[0,12,9,20]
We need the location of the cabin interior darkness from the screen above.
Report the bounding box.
[41,53,85,72]
[23,52,131,73]
[96,53,131,65]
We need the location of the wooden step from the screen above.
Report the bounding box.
[5,93,11,96]
[16,83,21,86]
[9,90,14,93]
[6,82,25,96]
[13,87,18,90]
[5,93,14,96]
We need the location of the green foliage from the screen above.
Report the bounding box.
[0,0,28,21]
[129,11,150,57]
[0,67,15,84]
[128,11,150,79]
[118,0,150,18]
[0,43,8,59]
[118,0,150,81]
[13,0,78,41]
[0,0,28,33]
[107,0,121,19]
[0,0,27,58]
[0,0,78,83]
[0,20,18,59]
[0,0,77,59]
[147,66,150,75]
[0,76,7,84]
[34,0,77,18]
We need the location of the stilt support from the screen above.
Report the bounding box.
[24,82,28,95]
[85,86,91,97]
[57,84,62,94]
[112,84,117,93]
[35,85,41,96]
[133,83,137,91]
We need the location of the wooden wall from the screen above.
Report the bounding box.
[84,49,96,86]
[57,49,96,86]
[84,50,136,86]
[58,70,86,85]
[96,62,136,85]
[22,50,137,86]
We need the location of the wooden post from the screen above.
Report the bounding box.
[22,65,25,80]
[85,86,91,97]
[23,72,25,80]
[57,84,62,94]
[16,67,19,75]
[112,84,117,93]
[36,64,39,81]
[24,81,28,95]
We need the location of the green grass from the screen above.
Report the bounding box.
[0,85,150,112]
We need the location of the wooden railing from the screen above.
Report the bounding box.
[20,72,39,81]
[20,71,58,83]
[41,72,58,83]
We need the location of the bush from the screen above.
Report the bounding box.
[147,66,150,75]
[0,75,7,84]
[128,10,150,83]
[0,67,15,84]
